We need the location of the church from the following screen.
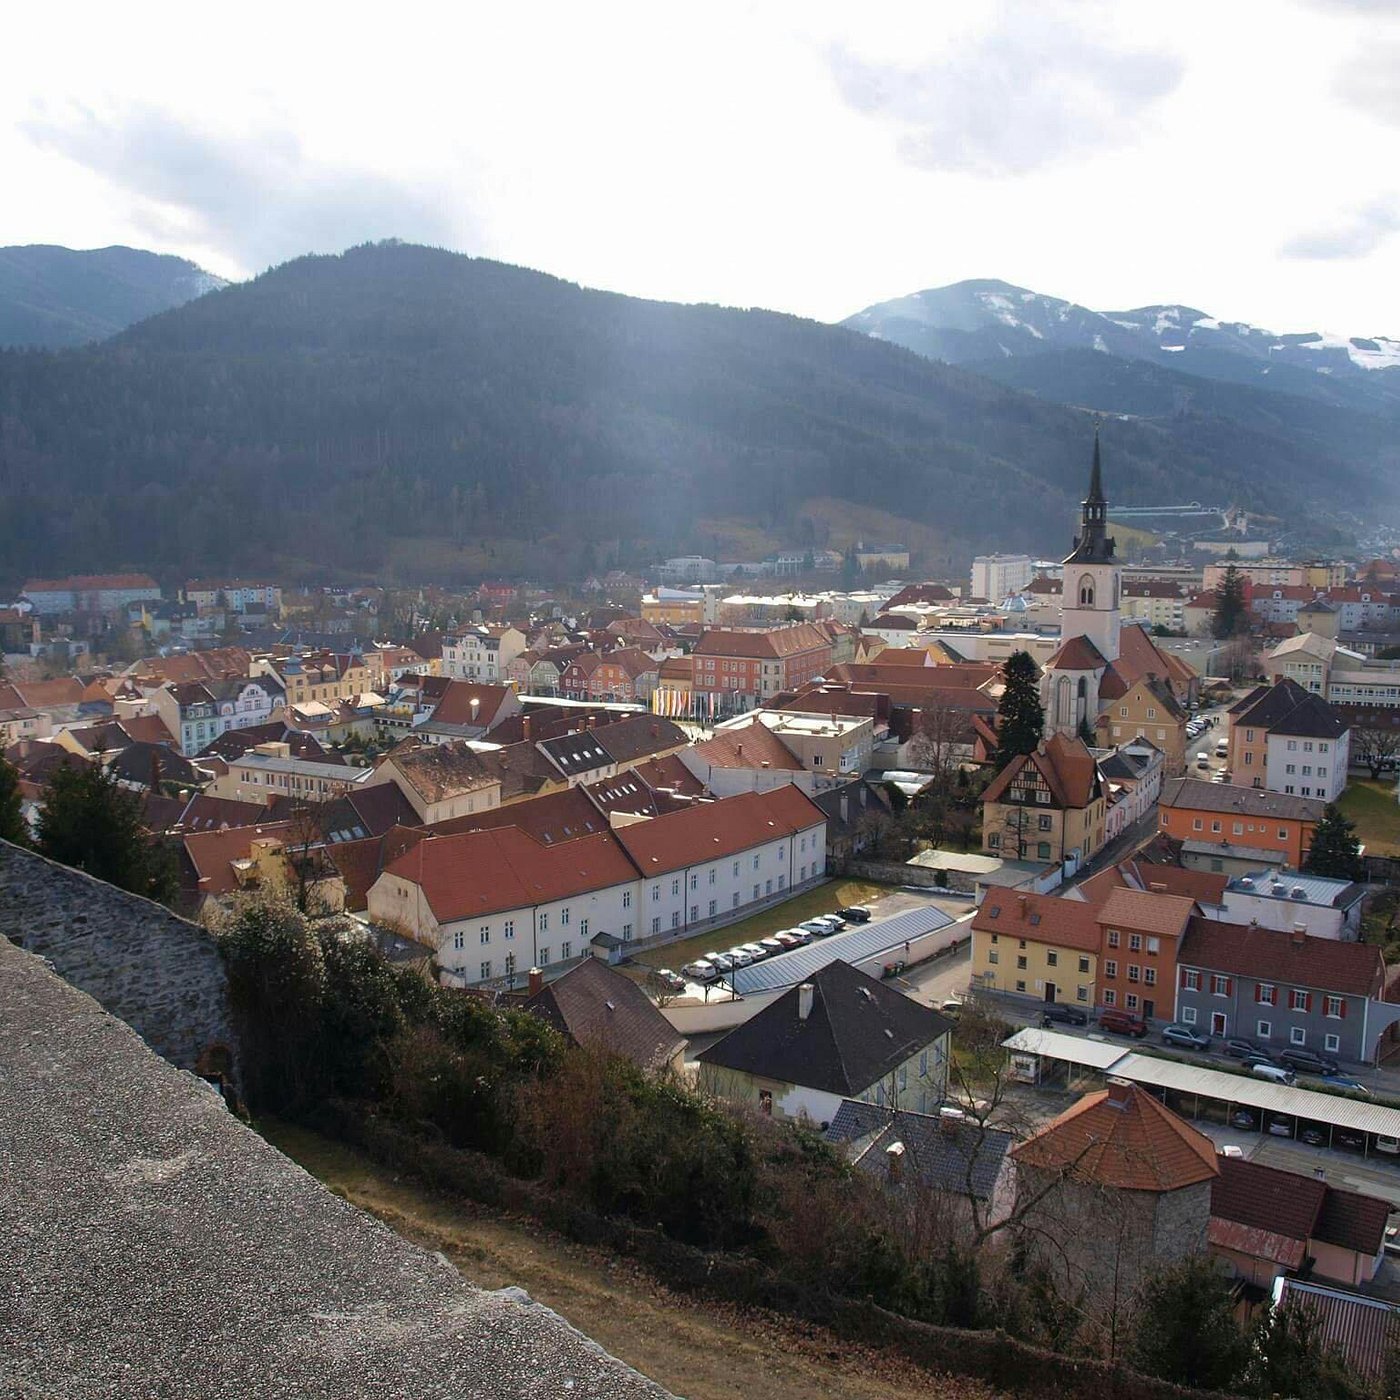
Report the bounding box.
[1039,435,1198,772]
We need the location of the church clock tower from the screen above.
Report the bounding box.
[1058,430,1121,664]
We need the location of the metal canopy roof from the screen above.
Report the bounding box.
[729,905,955,995]
[1002,1027,1136,1072]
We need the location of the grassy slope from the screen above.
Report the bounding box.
[259,1118,1004,1400]
[1338,779,1400,857]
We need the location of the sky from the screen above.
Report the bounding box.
[6,0,1400,332]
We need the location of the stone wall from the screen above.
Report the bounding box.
[0,841,239,1087]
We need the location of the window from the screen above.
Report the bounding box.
[1289,989,1309,1012]
[732,892,740,908]
[652,884,660,902]
[988,832,1001,849]
[1257,1020,1271,1039]
[1324,995,1344,1019]
[622,890,631,908]
[1037,842,1051,860]
[671,878,680,896]
[671,911,680,929]
[1104,989,1117,1006]
[539,913,549,932]
[480,960,492,981]
[1015,979,1027,993]
[1107,930,1120,948]
[1324,1033,1341,1053]
[539,947,550,966]
[1128,965,1140,983]
[1016,955,1027,970]
[1047,950,1058,967]
[1181,1006,1197,1024]
[988,950,1000,965]
[477,928,490,946]
[1078,956,1090,974]
[1211,821,1222,834]
[689,873,698,891]
[732,861,739,877]
[753,885,760,900]
[708,899,717,917]
[652,917,661,934]
[753,854,760,871]
[1129,933,1142,952]
[1126,994,1139,1011]
[504,954,515,979]
[689,905,698,922]
[1144,967,1157,986]
[1077,985,1088,1002]
[1104,959,1118,979]
[1192,818,1203,832]
[708,868,716,885]
[1211,975,1230,996]
[1290,1026,1307,1046]
[1258,983,1276,1006]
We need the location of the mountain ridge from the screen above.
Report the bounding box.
[0,244,227,349]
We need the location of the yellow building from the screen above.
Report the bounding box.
[253,650,375,707]
[1102,677,1188,776]
[969,890,1100,1009]
[981,734,1107,866]
[641,592,704,625]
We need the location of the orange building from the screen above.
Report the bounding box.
[1092,886,1197,1023]
[1158,777,1324,873]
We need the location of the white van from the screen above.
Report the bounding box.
[1252,1062,1296,1085]
[1376,1134,1400,1155]
[1196,752,1210,770]
[1215,739,1229,758]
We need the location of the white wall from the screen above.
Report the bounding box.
[1266,730,1348,802]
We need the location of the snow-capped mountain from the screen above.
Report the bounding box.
[842,279,1400,410]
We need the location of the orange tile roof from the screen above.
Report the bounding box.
[1044,635,1107,671]
[982,733,1100,809]
[23,573,158,592]
[691,719,804,772]
[971,890,1102,952]
[1011,1083,1219,1192]
[1095,886,1197,939]
[693,624,832,660]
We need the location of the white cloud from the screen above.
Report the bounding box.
[828,12,1183,176]
[1282,200,1400,260]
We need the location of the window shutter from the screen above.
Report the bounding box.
[1254,984,1262,1003]
[1339,999,1347,1019]
[1224,977,1232,997]
[1304,992,1313,1013]
[1180,966,1189,989]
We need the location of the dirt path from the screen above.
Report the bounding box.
[262,1120,1001,1400]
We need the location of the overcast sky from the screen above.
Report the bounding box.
[7,0,1400,332]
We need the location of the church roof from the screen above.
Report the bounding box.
[1063,432,1117,567]
[1045,635,1108,673]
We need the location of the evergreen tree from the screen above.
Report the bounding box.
[994,651,1044,768]
[1245,1299,1364,1400]
[0,756,28,847]
[1212,564,1248,639]
[1303,804,1364,882]
[1128,1255,1249,1392]
[36,761,178,902]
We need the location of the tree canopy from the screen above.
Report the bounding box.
[1303,804,1364,882]
[994,650,1044,768]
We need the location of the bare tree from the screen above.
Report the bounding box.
[1353,724,1400,781]
[987,802,1036,861]
[283,797,338,915]
[906,698,969,783]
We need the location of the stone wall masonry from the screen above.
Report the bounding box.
[0,840,240,1088]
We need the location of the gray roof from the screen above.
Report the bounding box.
[728,905,955,995]
[1161,777,1326,823]
[825,1100,1013,1201]
[1225,868,1367,909]
[698,959,952,1098]
[0,937,670,1399]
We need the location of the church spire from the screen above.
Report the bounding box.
[1064,427,1115,565]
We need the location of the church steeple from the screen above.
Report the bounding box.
[1064,427,1115,565]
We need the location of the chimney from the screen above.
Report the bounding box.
[736,743,743,758]
[1017,894,1028,915]
[651,723,659,738]
[1291,923,1307,946]
[1148,882,1167,893]
[797,983,814,1021]
[527,967,544,996]
[1106,1078,1133,1109]
[885,1141,905,1184]
[522,713,532,742]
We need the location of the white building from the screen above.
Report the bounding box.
[971,554,1035,602]
[1218,869,1366,941]
[442,625,527,683]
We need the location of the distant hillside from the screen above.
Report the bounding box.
[0,245,226,348]
[0,243,1387,587]
[843,278,1400,416]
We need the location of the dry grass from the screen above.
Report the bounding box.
[259,1118,1009,1400]
[1338,779,1400,857]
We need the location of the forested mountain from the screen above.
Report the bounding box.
[0,243,1389,587]
[0,245,226,348]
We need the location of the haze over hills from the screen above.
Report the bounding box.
[0,245,227,349]
[0,243,1387,587]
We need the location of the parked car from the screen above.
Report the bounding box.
[1162,1022,1211,1050]
[815,914,846,932]
[682,960,717,982]
[1195,752,1211,770]
[704,951,734,973]
[1300,1127,1327,1147]
[724,948,753,967]
[785,927,815,945]
[759,937,786,955]
[1215,739,1229,758]
[800,919,835,937]
[1099,1008,1148,1038]
[769,932,800,950]
[838,905,873,923]
[1041,1002,1089,1027]
[1321,1075,1370,1095]
[1278,1048,1341,1076]
[941,999,966,1017]
[1252,1063,1297,1085]
[1267,1115,1295,1137]
[1224,1037,1262,1059]
[1240,1053,1275,1071]
[741,942,770,961]
[1376,1134,1400,1155]
[651,968,686,994]
[1230,1109,1258,1130]
[1337,1130,1366,1152]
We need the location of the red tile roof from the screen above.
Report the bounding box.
[1044,635,1107,671]
[689,718,804,772]
[693,624,832,659]
[1095,886,1197,939]
[24,573,158,592]
[431,788,607,845]
[1011,1083,1219,1192]
[971,890,1102,952]
[1178,917,1385,998]
[982,734,1101,809]
[613,786,825,876]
